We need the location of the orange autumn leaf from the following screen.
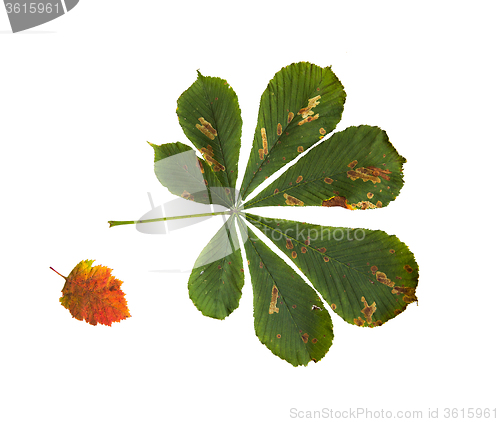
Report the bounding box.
[51,260,130,326]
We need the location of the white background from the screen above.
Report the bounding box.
[1,1,499,421]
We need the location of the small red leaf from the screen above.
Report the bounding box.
[51,260,130,326]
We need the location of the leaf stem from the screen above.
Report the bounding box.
[50,267,66,279]
[108,211,232,228]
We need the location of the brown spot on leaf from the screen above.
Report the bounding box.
[366,166,391,181]
[322,196,354,210]
[296,175,303,183]
[319,128,326,135]
[276,334,281,339]
[404,265,413,273]
[292,304,297,309]
[258,149,264,160]
[392,286,418,304]
[200,145,225,172]
[348,160,358,168]
[273,188,279,194]
[354,317,365,327]
[277,123,282,136]
[376,201,383,208]
[261,128,268,155]
[259,261,264,269]
[297,146,304,153]
[286,239,294,249]
[361,296,376,324]
[323,256,329,262]
[311,338,318,344]
[181,190,194,201]
[301,247,307,254]
[351,201,378,210]
[392,286,404,295]
[347,167,382,184]
[305,239,310,246]
[298,113,319,126]
[324,177,333,184]
[291,251,297,259]
[298,95,321,118]
[287,111,294,123]
[404,289,418,304]
[195,158,205,173]
[301,333,309,343]
[376,271,395,288]
[269,285,279,314]
[196,117,217,140]
[284,193,304,206]
[371,266,378,273]
[331,303,336,310]
[367,192,374,199]
[389,249,395,254]
[317,247,326,253]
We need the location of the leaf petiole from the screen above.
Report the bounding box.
[108,211,232,228]
[49,267,66,279]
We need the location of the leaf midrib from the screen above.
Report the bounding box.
[238,216,317,355]
[199,75,237,204]
[244,213,374,280]
[244,226,308,353]
[244,158,399,208]
[243,127,402,208]
[240,69,326,201]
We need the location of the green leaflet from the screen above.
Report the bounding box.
[149,141,233,208]
[239,62,346,201]
[238,218,333,366]
[189,215,244,320]
[244,213,418,327]
[177,71,242,200]
[244,125,405,210]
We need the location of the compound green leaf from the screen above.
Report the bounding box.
[244,125,405,210]
[149,141,233,208]
[239,62,346,201]
[177,71,242,200]
[188,215,244,319]
[238,217,333,366]
[244,213,418,327]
